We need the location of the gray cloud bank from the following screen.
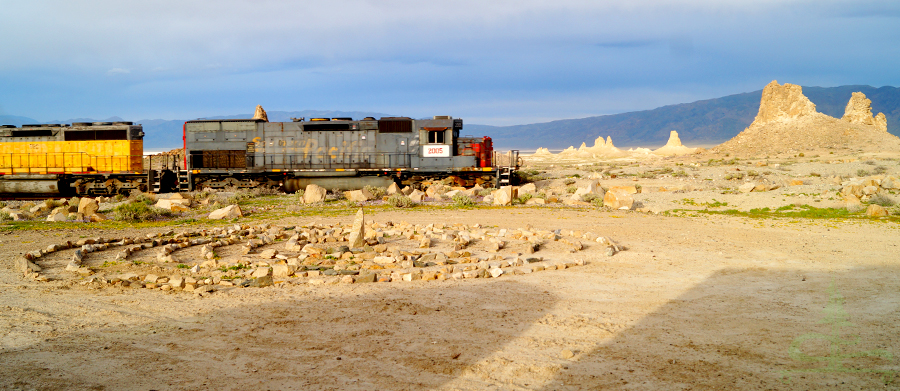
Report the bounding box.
[1,0,898,125]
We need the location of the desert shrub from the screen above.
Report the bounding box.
[0,201,6,208]
[534,191,547,199]
[563,178,576,186]
[128,192,154,205]
[857,169,870,177]
[478,189,492,197]
[0,211,11,222]
[364,185,386,199]
[330,188,344,200]
[516,193,533,204]
[566,186,577,194]
[113,201,171,222]
[672,170,689,177]
[45,199,64,209]
[874,166,888,175]
[590,198,605,208]
[386,194,414,208]
[581,193,600,203]
[451,193,475,207]
[869,193,896,207]
[863,160,876,165]
[638,171,656,179]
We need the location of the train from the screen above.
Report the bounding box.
[0,115,517,197]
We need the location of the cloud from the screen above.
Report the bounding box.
[0,0,897,124]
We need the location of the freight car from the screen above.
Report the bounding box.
[0,122,178,196]
[182,115,510,191]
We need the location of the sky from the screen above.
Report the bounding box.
[1,0,899,125]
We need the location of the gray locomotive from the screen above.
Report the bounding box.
[182,116,504,192]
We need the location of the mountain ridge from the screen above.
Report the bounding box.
[3,85,899,149]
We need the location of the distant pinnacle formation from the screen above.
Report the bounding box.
[753,80,817,124]
[253,105,269,122]
[664,130,683,147]
[842,92,887,132]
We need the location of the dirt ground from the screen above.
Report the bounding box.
[2,200,900,390]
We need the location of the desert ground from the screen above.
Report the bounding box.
[2,148,900,391]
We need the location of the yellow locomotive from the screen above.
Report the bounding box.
[0,122,162,196]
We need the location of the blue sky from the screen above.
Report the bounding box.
[1,0,898,125]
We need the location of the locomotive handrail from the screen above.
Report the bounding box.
[0,152,144,174]
[189,151,417,171]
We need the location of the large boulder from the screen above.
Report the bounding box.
[347,208,366,248]
[208,205,243,220]
[344,188,374,202]
[519,183,537,194]
[155,198,191,212]
[604,190,634,210]
[573,181,604,198]
[408,189,426,202]
[492,186,517,206]
[386,182,401,195]
[303,184,327,204]
[78,197,100,216]
[866,204,889,217]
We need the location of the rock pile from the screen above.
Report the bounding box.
[15,210,623,293]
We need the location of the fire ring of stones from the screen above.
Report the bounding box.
[15,209,621,295]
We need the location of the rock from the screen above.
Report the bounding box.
[607,185,637,194]
[408,189,425,202]
[46,211,67,222]
[425,185,444,199]
[169,276,185,288]
[155,198,190,212]
[492,186,517,206]
[259,249,278,259]
[519,183,537,194]
[789,179,804,186]
[386,182,401,195]
[347,208,366,248]
[573,181,604,198]
[88,213,108,222]
[208,205,242,220]
[344,189,374,202]
[272,263,292,278]
[15,257,41,274]
[482,195,494,204]
[355,272,376,283]
[525,198,546,205]
[144,274,159,283]
[252,267,272,278]
[842,92,888,132]
[419,237,431,248]
[78,197,99,216]
[866,204,889,217]
[603,190,634,210]
[560,349,575,359]
[489,268,503,278]
[303,184,328,204]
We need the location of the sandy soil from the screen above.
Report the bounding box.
[2,203,899,390]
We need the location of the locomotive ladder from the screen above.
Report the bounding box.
[497,149,520,186]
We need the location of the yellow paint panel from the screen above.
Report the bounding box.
[0,140,142,173]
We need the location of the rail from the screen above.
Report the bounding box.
[0,152,143,174]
